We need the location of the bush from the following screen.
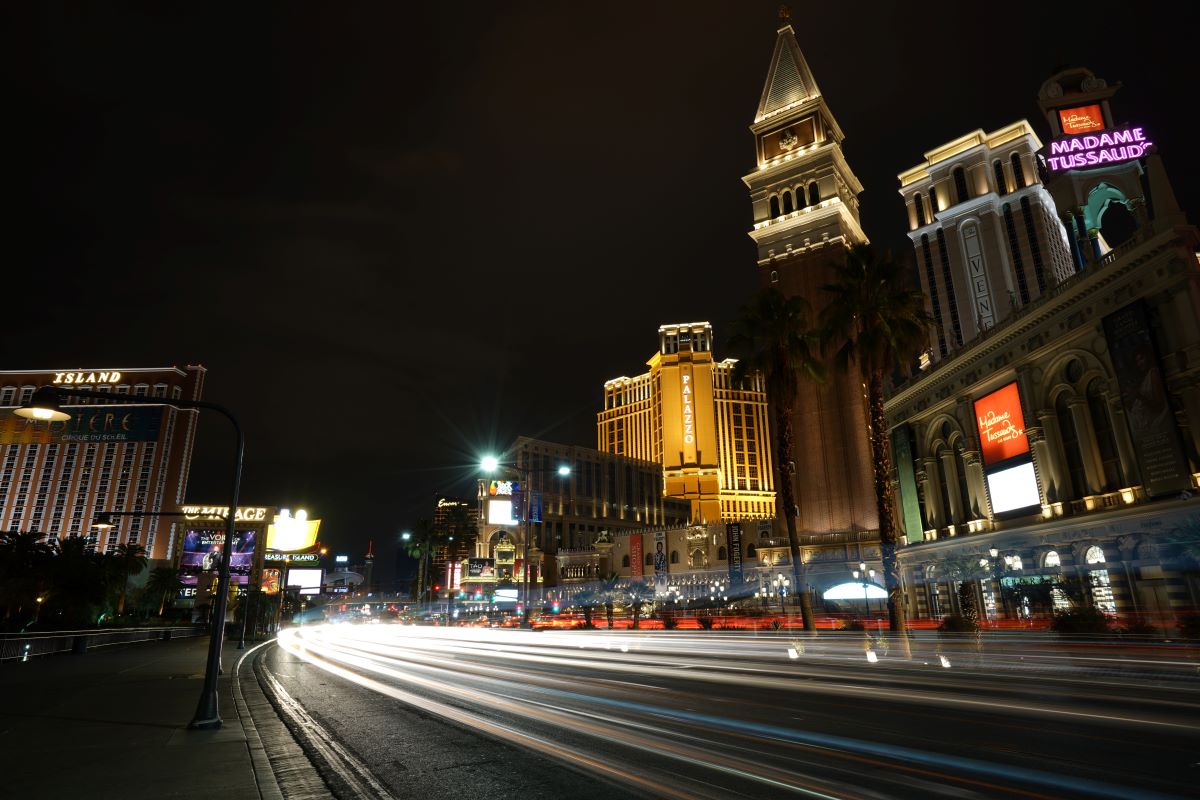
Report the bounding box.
[938,614,978,633]
[1176,614,1200,640]
[839,618,866,632]
[1051,607,1110,635]
[770,619,783,632]
[697,616,715,630]
[1115,618,1158,637]
[660,615,679,630]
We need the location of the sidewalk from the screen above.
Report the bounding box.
[0,636,297,798]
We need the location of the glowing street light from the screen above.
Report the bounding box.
[17,384,244,730]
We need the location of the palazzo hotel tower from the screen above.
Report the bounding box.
[599,322,775,524]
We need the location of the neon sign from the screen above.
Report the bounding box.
[1046,126,1152,172]
[53,371,122,385]
[681,373,694,445]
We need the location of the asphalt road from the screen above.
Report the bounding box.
[260,624,1200,799]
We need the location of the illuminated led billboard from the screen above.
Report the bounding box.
[1057,104,1104,134]
[974,383,1029,466]
[487,498,518,526]
[985,462,1041,514]
[266,509,321,552]
[286,568,323,596]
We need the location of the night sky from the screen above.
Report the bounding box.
[7,3,1198,584]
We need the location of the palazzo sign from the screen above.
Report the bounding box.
[1046,126,1152,172]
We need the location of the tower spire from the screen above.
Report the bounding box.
[755,12,822,123]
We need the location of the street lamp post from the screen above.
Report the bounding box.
[852,561,876,618]
[17,385,244,730]
[481,455,570,629]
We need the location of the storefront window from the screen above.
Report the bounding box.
[1085,545,1116,614]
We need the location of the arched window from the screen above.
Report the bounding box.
[808,182,820,206]
[1100,199,1137,247]
[689,549,705,569]
[1085,546,1115,613]
[782,190,794,214]
[717,546,728,561]
[1055,393,1087,499]
[747,544,757,558]
[1020,197,1047,292]
[770,270,779,284]
[1043,550,1061,568]
[621,554,630,567]
[922,234,948,357]
[670,550,679,564]
[914,192,926,227]
[993,160,1007,195]
[1087,381,1121,490]
[769,195,780,218]
[645,552,653,566]
[1003,203,1031,305]
[1011,152,1026,188]
[953,166,970,205]
[1086,546,1105,564]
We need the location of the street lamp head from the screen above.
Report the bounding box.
[989,547,999,558]
[852,570,860,579]
[14,386,71,422]
[557,465,571,477]
[859,561,866,572]
[400,531,411,541]
[481,455,500,472]
[93,513,115,530]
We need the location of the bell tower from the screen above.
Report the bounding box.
[741,13,877,538]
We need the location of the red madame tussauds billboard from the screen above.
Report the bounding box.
[974,383,1030,466]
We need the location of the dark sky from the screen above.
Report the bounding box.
[7,3,1198,583]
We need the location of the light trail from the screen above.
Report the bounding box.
[275,625,1197,799]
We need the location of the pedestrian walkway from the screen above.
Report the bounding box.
[0,635,303,799]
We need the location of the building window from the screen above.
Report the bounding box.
[1021,197,1048,293]
[769,195,780,218]
[1011,152,1026,189]
[914,193,926,227]
[770,270,779,283]
[717,546,727,561]
[645,552,653,567]
[782,190,794,214]
[1043,550,1061,568]
[953,167,970,205]
[935,229,963,347]
[670,550,679,564]
[1055,394,1088,499]
[1087,381,1121,490]
[808,182,819,206]
[690,549,705,569]
[993,160,1007,196]
[922,235,948,357]
[1003,204,1030,306]
[622,554,629,567]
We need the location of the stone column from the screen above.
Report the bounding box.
[939,450,965,526]
[1177,383,1200,467]
[1118,535,1140,616]
[922,457,946,533]
[1108,397,1140,487]
[1068,398,1105,495]
[1037,409,1069,503]
[962,449,987,520]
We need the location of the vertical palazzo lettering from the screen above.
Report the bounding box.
[962,223,994,331]
[682,373,694,444]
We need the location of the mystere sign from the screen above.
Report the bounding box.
[1046,126,1152,172]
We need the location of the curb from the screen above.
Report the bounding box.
[234,642,286,800]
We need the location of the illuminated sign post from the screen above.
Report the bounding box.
[973,383,1041,515]
[1046,126,1152,172]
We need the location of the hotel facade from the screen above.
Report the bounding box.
[886,67,1200,625]
[0,366,205,560]
[598,322,775,524]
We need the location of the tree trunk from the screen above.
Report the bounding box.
[606,602,614,629]
[774,399,817,632]
[583,605,593,629]
[868,370,911,657]
[118,577,128,615]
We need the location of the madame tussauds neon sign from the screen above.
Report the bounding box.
[1046,126,1152,172]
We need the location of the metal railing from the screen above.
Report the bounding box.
[0,626,204,662]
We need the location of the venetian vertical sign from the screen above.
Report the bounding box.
[962,223,994,330]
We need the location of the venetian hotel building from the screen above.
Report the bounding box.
[0,366,204,560]
[598,322,775,523]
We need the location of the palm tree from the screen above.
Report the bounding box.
[406,519,439,607]
[821,244,934,645]
[112,542,149,615]
[0,531,57,623]
[598,572,622,629]
[143,566,183,617]
[572,588,599,629]
[628,581,656,630]
[729,288,825,632]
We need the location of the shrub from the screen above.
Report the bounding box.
[770,619,783,632]
[697,616,715,630]
[1176,614,1200,640]
[938,614,978,633]
[839,618,866,632]
[660,615,679,630]
[1051,607,1110,635]
[1115,618,1158,637]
